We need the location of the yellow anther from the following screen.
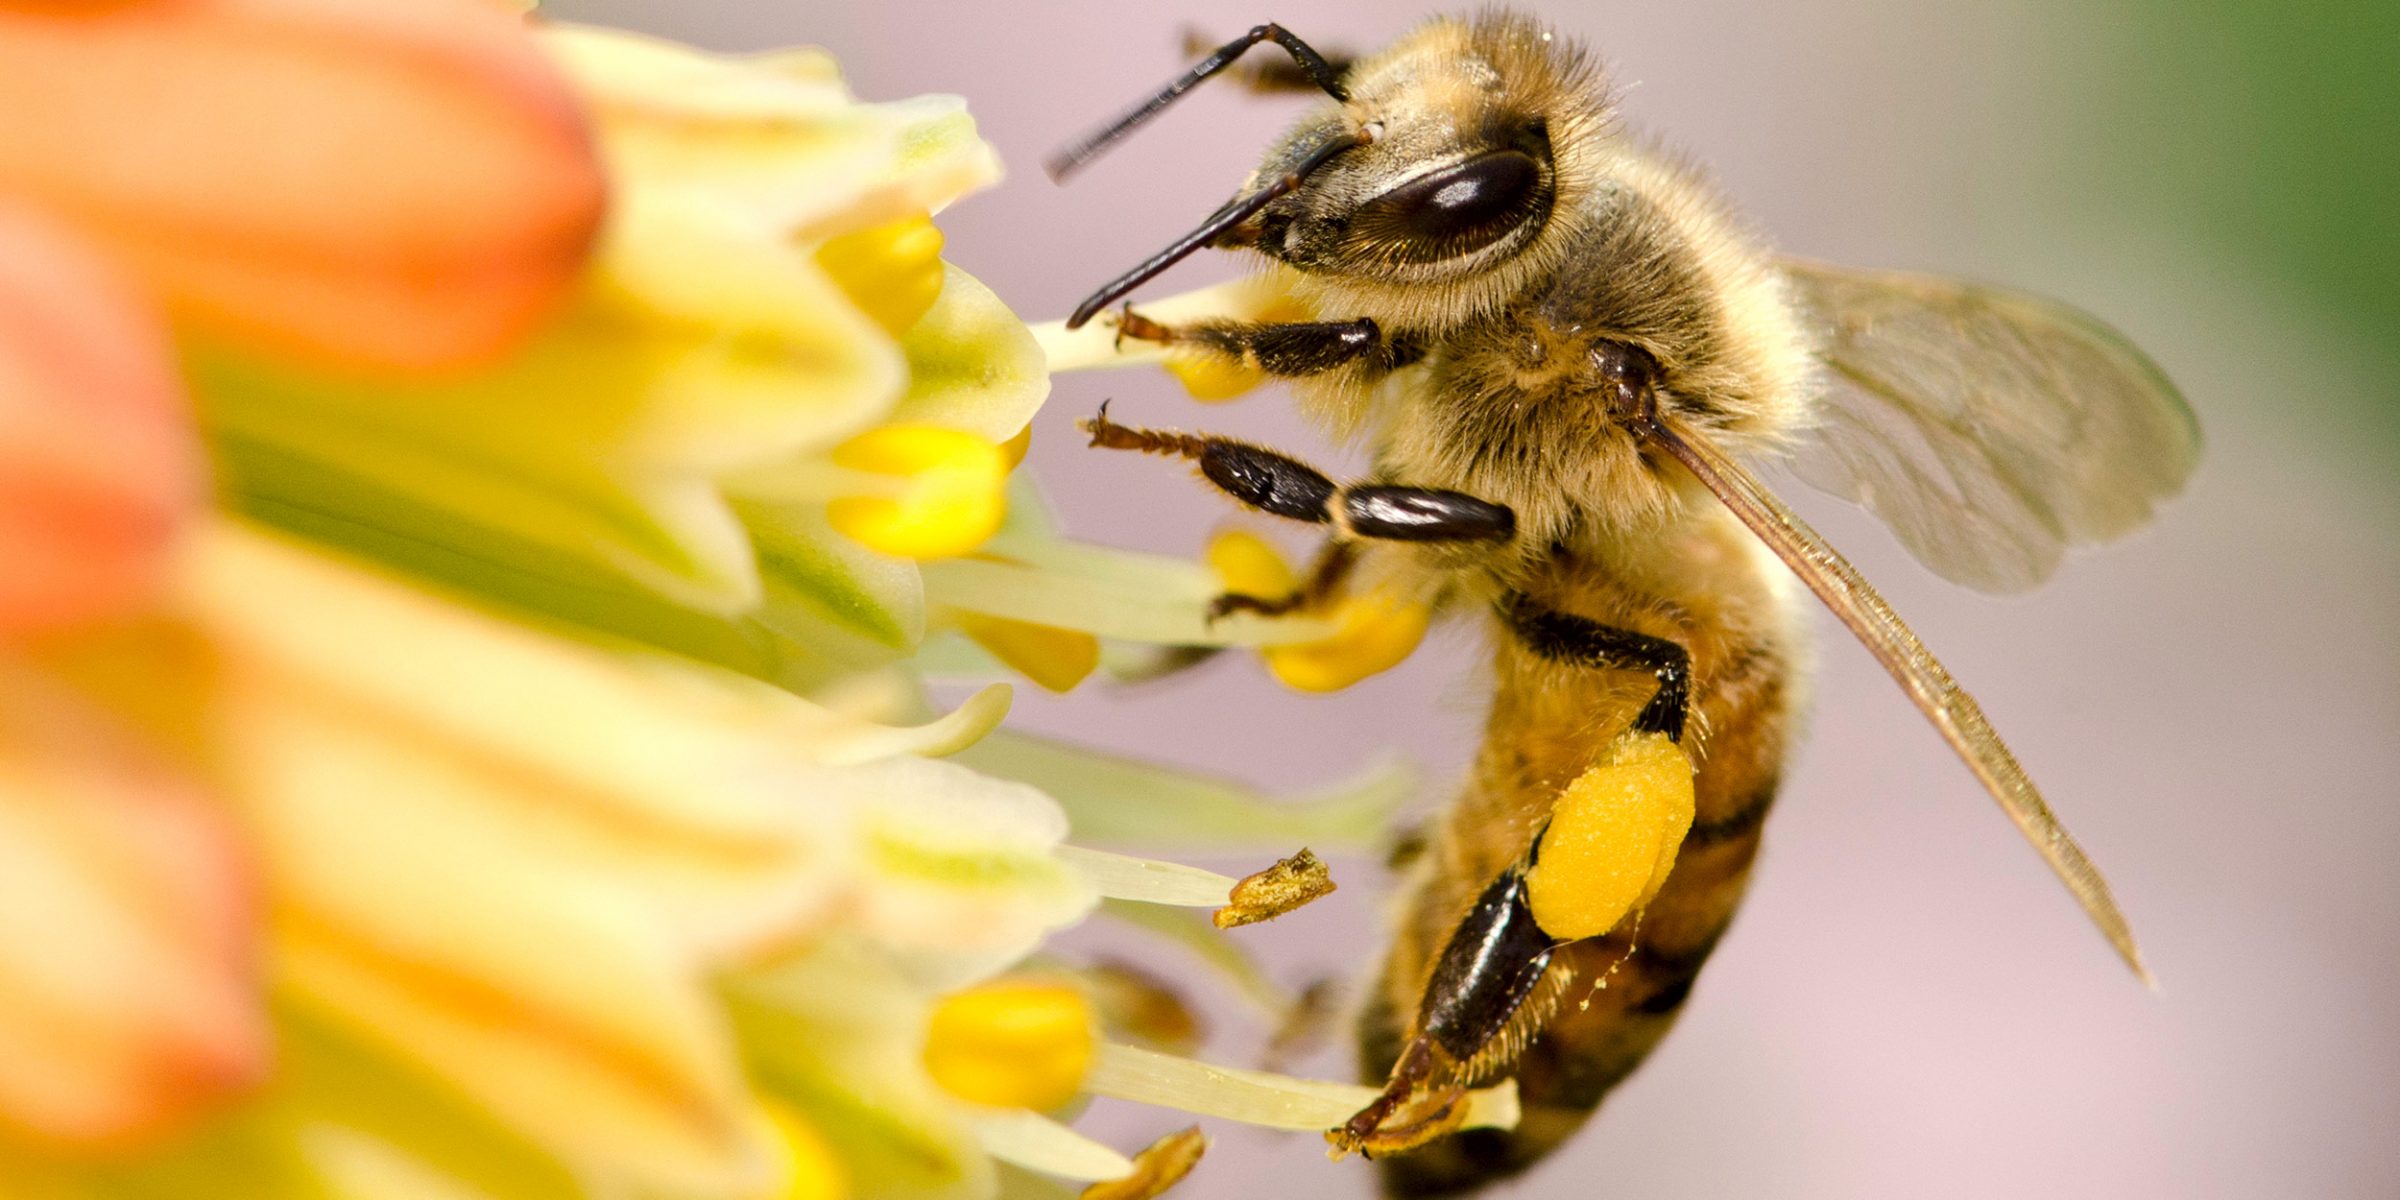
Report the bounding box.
[1213,848,1337,928]
[826,425,1006,559]
[1166,354,1267,404]
[1524,732,1697,941]
[1205,529,1298,600]
[954,611,1099,692]
[815,211,946,336]
[1263,587,1430,693]
[922,978,1096,1111]
[761,1096,849,1200]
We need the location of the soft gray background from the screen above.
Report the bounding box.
[556,3,2400,1197]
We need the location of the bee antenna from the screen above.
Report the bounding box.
[1064,128,1371,329]
[1046,23,1350,182]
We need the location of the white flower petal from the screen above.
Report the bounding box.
[969,1109,1135,1183]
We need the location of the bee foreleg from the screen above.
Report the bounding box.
[1499,592,1692,741]
[1176,27,1357,95]
[1082,406,1516,542]
[1118,308,1421,376]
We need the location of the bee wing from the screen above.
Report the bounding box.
[1645,415,2152,985]
[1780,260,2200,593]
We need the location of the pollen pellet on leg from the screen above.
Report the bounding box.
[1166,352,1267,403]
[1523,732,1697,941]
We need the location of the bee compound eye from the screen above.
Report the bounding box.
[1357,149,1547,261]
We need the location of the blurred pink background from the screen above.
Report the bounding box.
[556,4,2400,1197]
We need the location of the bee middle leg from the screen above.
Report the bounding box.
[1080,405,1514,543]
[1208,537,1358,621]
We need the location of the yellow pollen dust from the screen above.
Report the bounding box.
[815,211,946,336]
[922,979,1096,1112]
[1159,296,1314,403]
[1166,354,1266,403]
[1524,732,1697,941]
[827,425,1006,559]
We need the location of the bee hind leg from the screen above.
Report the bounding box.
[1332,864,1562,1158]
[1498,592,1693,742]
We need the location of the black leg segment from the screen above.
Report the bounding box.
[1200,442,1339,523]
[1501,593,1693,741]
[1343,487,1514,543]
[1081,406,1518,544]
[1120,309,1424,377]
[1419,868,1560,1062]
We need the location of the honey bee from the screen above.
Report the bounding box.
[1047,11,2197,1195]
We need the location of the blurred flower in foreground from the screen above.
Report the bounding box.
[0,5,1519,1200]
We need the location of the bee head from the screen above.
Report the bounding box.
[1056,14,1610,331]
[1238,15,1602,320]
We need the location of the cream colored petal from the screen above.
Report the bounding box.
[968,1109,1133,1183]
[731,943,994,1200]
[952,732,1417,851]
[837,757,1096,988]
[201,191,910,616]
[736,495,928,654]
[211,649,790,1191]
[4,1008,590,1199]
[180,523,875,956]
[886,265,1049,441]
[545,25,1000,243]
[0,656,265,1150]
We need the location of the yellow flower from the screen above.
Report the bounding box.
[0,14,1541,1200]
[203,23,1047,686]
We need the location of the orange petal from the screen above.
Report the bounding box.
[0,0,606,372]
[0,200,199,637]
[0,653,267,1151]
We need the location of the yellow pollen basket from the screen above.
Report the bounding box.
[1524,732,1698,941]
[827,425,1007,559]
[922,979,1096,1112]
[814,210,946,336]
